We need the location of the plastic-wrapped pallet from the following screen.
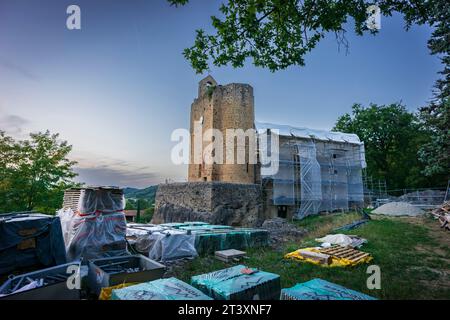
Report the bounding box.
[237,228,270,247]
[191,265,281,300]
[58,187,128,261]
[147,230,198,262]
[111,277,212,300]
[280,279,376,300]
[194,229,269,255]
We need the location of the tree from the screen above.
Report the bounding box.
[169,0,435,73]
[0,130,78,213]
[333,103,435,190]
[418,1,450,181]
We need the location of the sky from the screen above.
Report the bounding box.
[0,0,442,188]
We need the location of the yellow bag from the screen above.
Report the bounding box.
[99,283,138,300]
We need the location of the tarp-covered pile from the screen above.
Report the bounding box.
[281,279,376,300]
[191,265,281,300]
[0,213,66,274]
[58,187,128,261]
[127,222,269,260]
[111,277,212,300]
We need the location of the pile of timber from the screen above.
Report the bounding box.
[318,246,371,265]
[294,246,371,266]
[431,201,450,231]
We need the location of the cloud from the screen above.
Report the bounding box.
[71,153,166,188]
[0,114,30,137]
[0,59,39,82]
[73,166,161,189]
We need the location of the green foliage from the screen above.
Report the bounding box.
[418,0,450,180]
[142,207,154,223]
[0,130,79,213]
[169,0,434,73]
[125,198,152,210]
[333,103,437,189]
[123,185,157,202]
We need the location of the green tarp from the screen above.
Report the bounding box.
[191,265,281,300]
[111,277,212,300]
[280,278,377,300]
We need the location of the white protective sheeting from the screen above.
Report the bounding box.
[257,122,366,219]
[256,122,363,145]
[315,234,367,248]
[147,230,198,262]
[58,188,128,261]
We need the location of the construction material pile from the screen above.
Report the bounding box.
[261,217,307,244]
[372,201,424,216]
[58,187,128,261]
[285,245,372,267]
[281,278,376,300]
[127,222,269,261]
[111,277,212,300]
[0,213,67,275]
[431,201,450,231]
[191,265,281,300]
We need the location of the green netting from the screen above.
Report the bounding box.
[194,229,269,255]
[236,228,270,247]
[195,232,226,254]
[191,265,281,300]
[180,225,233,231]
[160,222,210,229]
[280,278,376,300]
[111,277,212,300]
[159,222,188,229]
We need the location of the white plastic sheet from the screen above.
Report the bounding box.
[147,230,198,262]
[58,188,128,261]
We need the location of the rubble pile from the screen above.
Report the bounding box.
[262,218,307,244]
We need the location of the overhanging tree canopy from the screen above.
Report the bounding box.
[169,0,433,73]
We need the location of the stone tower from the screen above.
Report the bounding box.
[188,76,259,184]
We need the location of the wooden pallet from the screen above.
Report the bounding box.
[318,246,370,263]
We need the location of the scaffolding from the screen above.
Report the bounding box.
[257,122,366,220]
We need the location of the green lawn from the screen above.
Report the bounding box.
[172,212,450,300]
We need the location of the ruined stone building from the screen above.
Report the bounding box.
[153,76,366,226]
[188,75,259,184]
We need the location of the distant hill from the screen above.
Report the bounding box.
[123,185,158,202]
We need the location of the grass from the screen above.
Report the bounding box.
[171,212,450,300]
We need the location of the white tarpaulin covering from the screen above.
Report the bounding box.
[315,234,367,248]
[58,188,128,261]
[256,122,366,219]
[128,225,198,262]
[256,122,363,145]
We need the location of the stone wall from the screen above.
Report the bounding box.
[152,182,265,227]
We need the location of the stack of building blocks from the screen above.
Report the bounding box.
[111,277,212,300]
[280,279,376,300]
[191,265,281,300]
